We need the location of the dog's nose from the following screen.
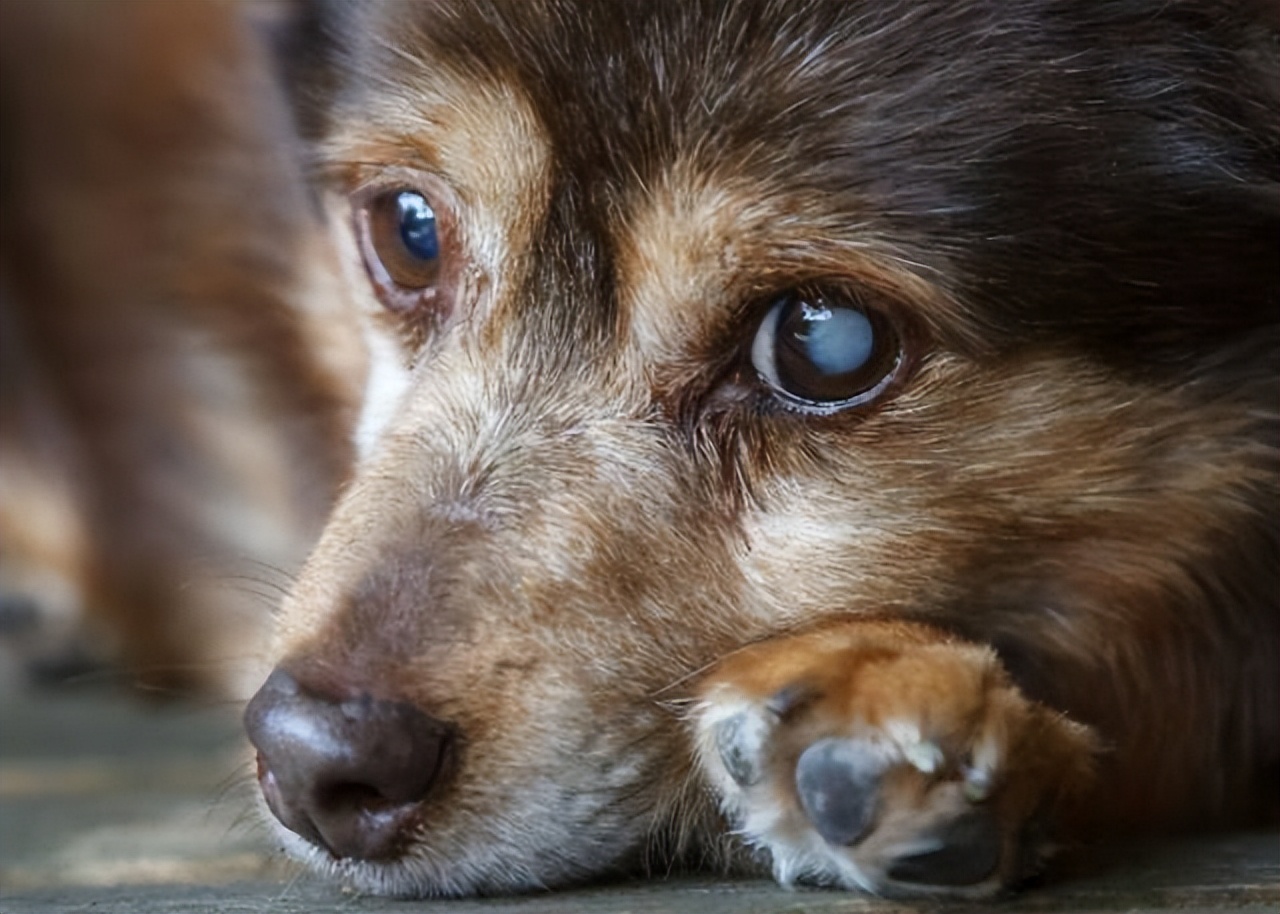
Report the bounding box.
[244,667,454,860]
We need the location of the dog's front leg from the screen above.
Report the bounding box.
[693,618,1098,898]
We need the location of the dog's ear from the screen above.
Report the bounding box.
[253,0,356,142]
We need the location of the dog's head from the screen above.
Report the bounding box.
[245,0,1279,895]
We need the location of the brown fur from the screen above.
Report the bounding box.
[2,0,1276,900]
[243,0,1280,897]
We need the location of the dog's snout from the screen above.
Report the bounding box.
[244,667,454,861]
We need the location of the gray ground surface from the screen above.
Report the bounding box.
[1,685,1277,914]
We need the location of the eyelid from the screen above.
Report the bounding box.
[348,169,462,247]
[348,162,453,198]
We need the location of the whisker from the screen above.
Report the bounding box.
[271,862,309,904]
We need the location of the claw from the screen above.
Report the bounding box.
[903,740,945,774]
[963,764,993,802]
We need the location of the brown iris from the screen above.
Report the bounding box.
[358,189,443,312]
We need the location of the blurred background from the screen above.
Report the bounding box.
[0,0,360,898]
[0,0,361,702]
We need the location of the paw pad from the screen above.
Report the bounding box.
[794,738,886,846]
[714,710,767,787]
[885,809,1002,887]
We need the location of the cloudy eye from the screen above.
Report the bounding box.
[750,289,903,412]
[357,189,444,312]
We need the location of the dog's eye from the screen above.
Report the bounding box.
[371,190,440,284]
[750,291,902,412]
[358,189,443,311]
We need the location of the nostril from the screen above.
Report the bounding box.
[244,667,455,860]
[323,781,387,812]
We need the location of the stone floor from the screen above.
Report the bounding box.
[1,683,1277,914]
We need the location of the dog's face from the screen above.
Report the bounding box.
[249,0,1279,895]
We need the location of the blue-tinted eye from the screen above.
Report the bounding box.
[796,302,874,376]
[363,188,444,300]
[396,191,439,262]
[750,291,902,411]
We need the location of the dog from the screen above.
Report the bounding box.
[238,0,1280,899]
[3,0,1276,901]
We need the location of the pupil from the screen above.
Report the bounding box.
[800,305,874,376]
[396,192,439,261]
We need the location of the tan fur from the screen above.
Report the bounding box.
[619,162,980,379]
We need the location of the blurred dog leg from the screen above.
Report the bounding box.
[0,277,99,688]
[0,0,364,697]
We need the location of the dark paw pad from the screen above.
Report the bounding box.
[886,809,1002,886]
[794,738,886,846]
[715,712,764,787]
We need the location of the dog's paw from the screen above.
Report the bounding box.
[693,620,1097,898]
